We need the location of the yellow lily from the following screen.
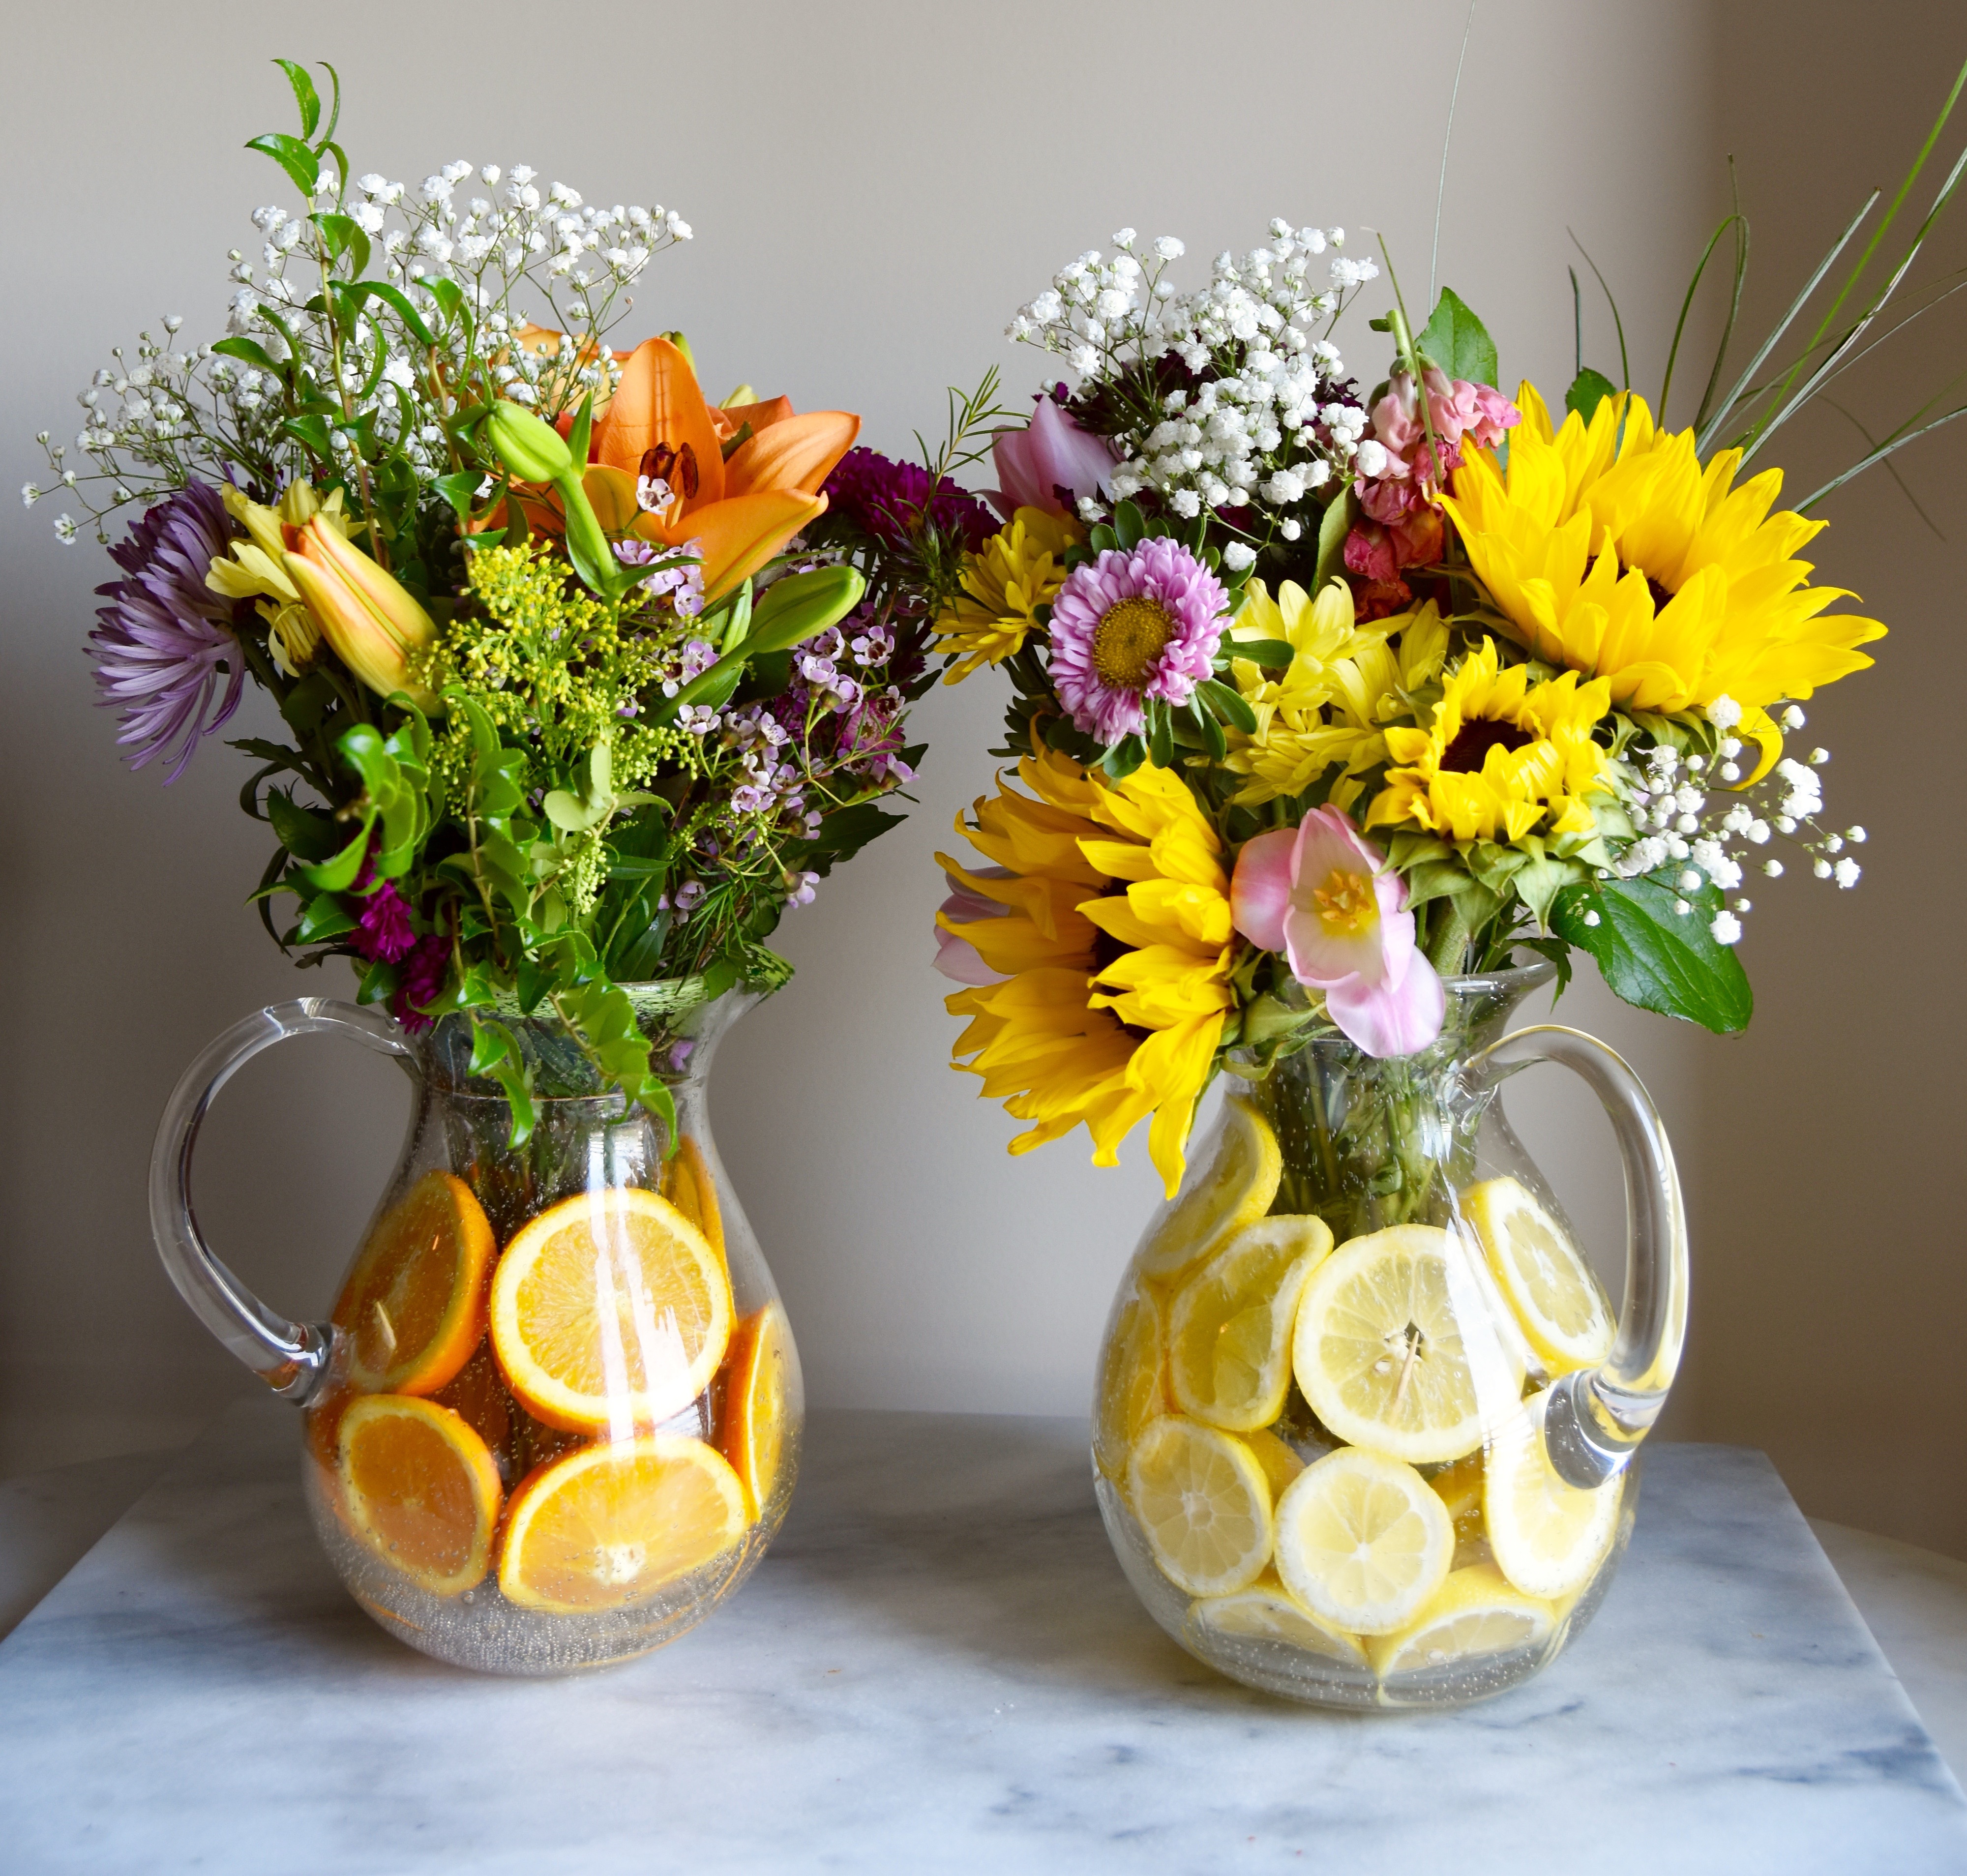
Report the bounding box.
[284,518,442,712]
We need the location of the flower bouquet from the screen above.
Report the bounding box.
[927,68,1963,1703]
[33,61,995,1672]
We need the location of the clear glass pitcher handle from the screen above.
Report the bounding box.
[148,998,419,1404]
[1463,1023,1690,1490]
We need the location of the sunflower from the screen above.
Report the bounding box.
[932,506,1081,682]
[1365,638,1613,845]
[1222,577,1449,810]
[937,744,1235,1194]
[1442,384,1884,779]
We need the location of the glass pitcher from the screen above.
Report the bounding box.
[150,984,802,1676]
[1093,962,1686,1710]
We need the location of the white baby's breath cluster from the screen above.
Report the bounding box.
[32,156,688,541]
[1607,698,1862,945]
[1006,220,1380,555]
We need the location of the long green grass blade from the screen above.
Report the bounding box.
[1749,54,1967,444]
[1819,397,1947,538]
[1697,190,1878,454]
[1663,211,1748,421]
[1570,232,1630,389]
[1795,385,1967,511]
[1744,137,1967,461]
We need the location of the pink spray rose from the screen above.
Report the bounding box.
[1347,369,1520,580]
[1230,805,1446,1058]
[988,396,1119,520]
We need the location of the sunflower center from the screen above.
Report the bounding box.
[1092,597,1175,691]
[1439,718,1532,773]
[1311,868,1378,937]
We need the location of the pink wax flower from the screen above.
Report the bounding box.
[933,867,1012,986]
[1230,805,1445,1058]
[987,396,1119,520]
[1049,537,1227,745]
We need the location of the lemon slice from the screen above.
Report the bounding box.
[1126,1415,1274,1596]
[1136,1099,1282,1282]
[1367,1563,1555,1677]
[1484,1390,1625,1599]
[1428,1452,1484,1523]
[1462,1177,1614,1374]
[1192,1571,1368,1667]
[1273,1447,1454,1635]
[1293,1225,1522,1464]
[1095,1284,1170,1482]
[1169,1215,1332,1431]
[1243,1427,1305,1500]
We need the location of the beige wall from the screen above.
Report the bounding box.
[8,0,1952,1558]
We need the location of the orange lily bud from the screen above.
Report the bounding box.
[284,519,444,713]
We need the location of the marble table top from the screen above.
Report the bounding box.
[0,1404,1962,1875]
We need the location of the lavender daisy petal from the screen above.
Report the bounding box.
[88,480,245,783]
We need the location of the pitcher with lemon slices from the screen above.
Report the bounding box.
[152,984,802,1674]
[1092,960,1684,1709]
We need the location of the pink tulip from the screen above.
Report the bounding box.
[933,868,1013,985]
[1231,805,1445,1057]
[988,398,1118,520]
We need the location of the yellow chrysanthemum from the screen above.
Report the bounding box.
[1443,383,1884,780]
[1221,577,1449,810]
[937,745,1234,1195]
[1365,638,1613,845]
[932,506,1082,683]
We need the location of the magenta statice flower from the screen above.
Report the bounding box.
[392,934,450,1032]
[1048,537,1228,744]
[88,480,245,782]
[352,879,418,964]
[822,447,995,552]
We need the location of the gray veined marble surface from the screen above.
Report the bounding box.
[0,1404,1962,1876]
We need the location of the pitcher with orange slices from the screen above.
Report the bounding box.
[153,983,801,1674]
[1092,963,1687,1709]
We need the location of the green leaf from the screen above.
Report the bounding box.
[264,788,340,863]
[294,894,358,944]
[245,131,321,199]
[566,392,594,469]
[428,277,465,327]
[283,413,333,458]
[314,213,370,281]
[433,471,482,522]
[1565,367,1618,425]
[339,280,437,349]
[1550,872,1753,1034]
[805,801,907,869]
[298,824,370,893]
[1111,501,1146,550]
[1101,736,1147,780]
[744,565,867,658]
[211,336,282,374]
[1312,487,1358,594]
[1196,678,1257,736]
[1222,638,1293,671]
[274,59,321,138]
[1418,287,1500,388]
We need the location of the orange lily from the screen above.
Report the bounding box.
[593,336,858,599]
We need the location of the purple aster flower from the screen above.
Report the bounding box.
[822,447,995,552]
[88,480,246,782]
[1048,537,1228,744]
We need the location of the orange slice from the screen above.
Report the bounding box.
[662,1136,727,1268]
[432,1343,515,1476]
[332,1170,495,1396]
[489,1188,733,1434]
[719,1302,793,1521]
[336,1394,503,1595]
[497,1434,747,1613]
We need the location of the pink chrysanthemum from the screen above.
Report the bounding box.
[1048,537,1227,744]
